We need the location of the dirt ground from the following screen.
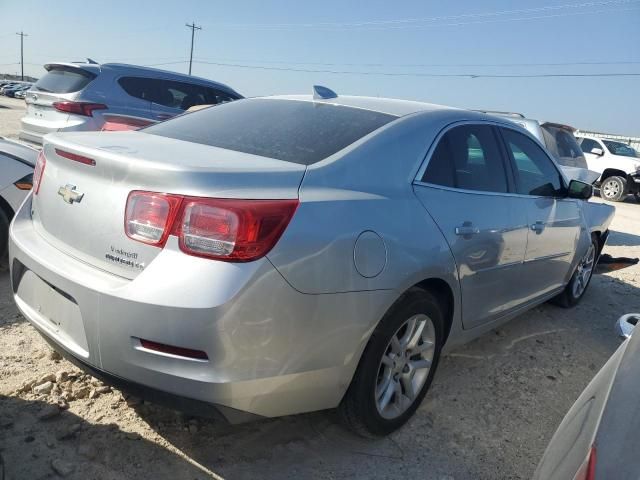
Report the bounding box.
[1,95,639,479]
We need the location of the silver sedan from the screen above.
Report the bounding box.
[9,89,614,436]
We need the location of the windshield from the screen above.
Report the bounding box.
[540,125,587,168]
[34,66,96,94]
[603,140,638,158]
[143,98,397,165]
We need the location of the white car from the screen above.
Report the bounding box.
[0,138,37,267]
[577,135,640,202]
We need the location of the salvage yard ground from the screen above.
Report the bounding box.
[1,95,639,479]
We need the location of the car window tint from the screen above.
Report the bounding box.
[579,138,600,154]
[541,126,583,160]
[502,129,563,197]
[34,67,95,94]
[119,77,237,110]
[422,136,455,187]
[423,124,508,193]
[143,98,397,165]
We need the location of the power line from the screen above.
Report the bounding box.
[16,31,28,81]
[192,57,640,69]
[185,22,202,75]
[191,60,640,79]
[216,0,639,29]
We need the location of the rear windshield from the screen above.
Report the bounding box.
[143,98,397,165]
[541,125,587,168]
[34,66,96,94]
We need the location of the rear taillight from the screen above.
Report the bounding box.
[575,446,597,480]
[53,101,107,117]
[101,116,153,131]
[125,191,298,262]
[32,151,46,195]
[125,192,182,246]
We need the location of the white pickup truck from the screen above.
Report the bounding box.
[577,135,640,202]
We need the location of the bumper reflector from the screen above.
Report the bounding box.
[138,338,208,360]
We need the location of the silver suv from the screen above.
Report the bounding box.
[476,111,587,169]
[20,62,243,144]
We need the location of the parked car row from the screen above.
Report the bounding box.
[6,87,614,438]
[0,81,33,98]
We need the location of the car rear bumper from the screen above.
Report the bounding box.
[20,114,98,145]
[9,195,393,419]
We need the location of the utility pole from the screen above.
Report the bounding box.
[16,31,28,81]
[185,22,201,75]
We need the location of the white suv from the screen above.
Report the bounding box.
[577,136,640,202]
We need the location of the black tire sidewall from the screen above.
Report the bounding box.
[348,289,444,436]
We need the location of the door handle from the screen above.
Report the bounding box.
[530,221,545,233]
[455,225,480,236]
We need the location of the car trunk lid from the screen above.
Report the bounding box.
[32,131,305,279]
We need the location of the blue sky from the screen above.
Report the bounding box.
[1,0,639,135]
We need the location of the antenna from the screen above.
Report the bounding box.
[313,85,338,100]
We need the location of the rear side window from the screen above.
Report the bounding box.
[422,124,508,193]
[541,125,586,167]
[34,67,95,94]
[118,77,239,110]
[502,128,564,197]
[143,99,397,165]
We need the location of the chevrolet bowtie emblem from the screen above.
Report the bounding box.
[58,184,84,204]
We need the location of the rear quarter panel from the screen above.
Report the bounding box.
[267,112,462,323]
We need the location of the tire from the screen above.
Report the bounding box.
[552,236,598,308]
[0,208,9,272]
[339,288,444,437]
[600,176,626,202]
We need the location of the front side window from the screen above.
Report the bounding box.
[579,138,601,154]
[502,128,564,197]
[422,124,508,193]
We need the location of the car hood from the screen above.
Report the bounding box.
[561,166,600,185]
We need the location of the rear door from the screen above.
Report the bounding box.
[499,127,582,298]
[414,123,529,329]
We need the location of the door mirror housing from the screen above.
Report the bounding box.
[567,179,593,200]
[590,147,604,156]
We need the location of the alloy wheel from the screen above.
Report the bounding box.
[602,179,620,199]
[375,314,436,419]
[572,243,596,299]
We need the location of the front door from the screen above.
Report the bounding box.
[500,127,582,299]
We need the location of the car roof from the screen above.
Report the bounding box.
[43,62,241,96]
[264,94,461,117]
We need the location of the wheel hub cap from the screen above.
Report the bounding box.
[572,244,595,299]
[375,314,436,419]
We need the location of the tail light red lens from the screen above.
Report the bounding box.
[124,191,298,262]
[125,192,182,246]
[575,446,597,480]
[55,149,96,166]
[53,101,107,117]
[32,150,46,195]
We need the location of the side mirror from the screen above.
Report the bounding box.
[615,313,639,339]
[567,179,593,200]
[590,147,604,156]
